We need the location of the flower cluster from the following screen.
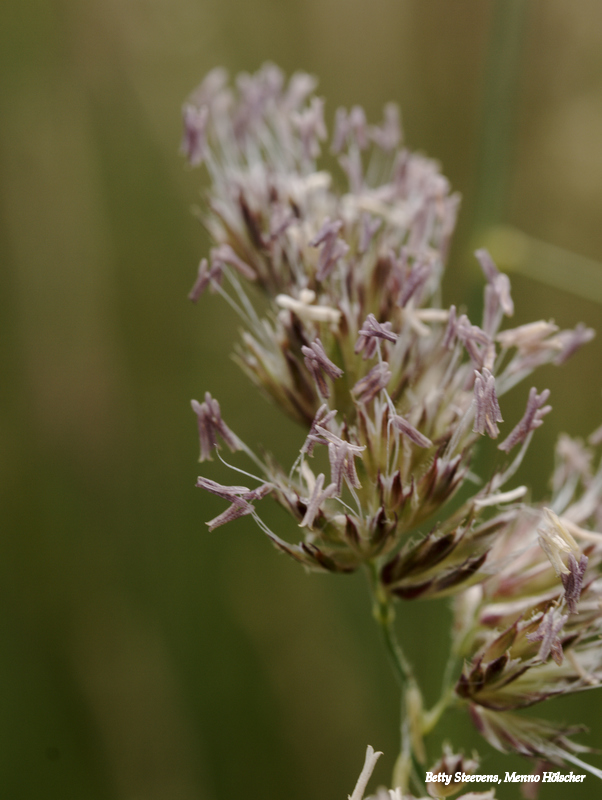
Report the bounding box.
[181,63,602,789]
[453,432,602,771]
[183,64,592,579]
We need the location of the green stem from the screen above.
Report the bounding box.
[368,562,414,686]
[422,686,456,736]
[422,646,460,735]
[367,561,462,791]
[367,563,423,792]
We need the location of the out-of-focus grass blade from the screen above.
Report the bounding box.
[484,224,602,305]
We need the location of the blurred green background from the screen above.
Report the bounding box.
[2,1,602,798]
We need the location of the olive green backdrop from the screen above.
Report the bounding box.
[2,1,602,798]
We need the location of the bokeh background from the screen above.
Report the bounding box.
[2,1,602,798]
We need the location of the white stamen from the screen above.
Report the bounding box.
[561,518,602,544]
[402,307,430,336]
[301,461,316,494]
[538,507,580,575]
[566,650,599,686]
[413,308,450,322]
[276,293,341,323]
[299,288,316,304]
[474,486,527,508]
[349,745,383,800]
